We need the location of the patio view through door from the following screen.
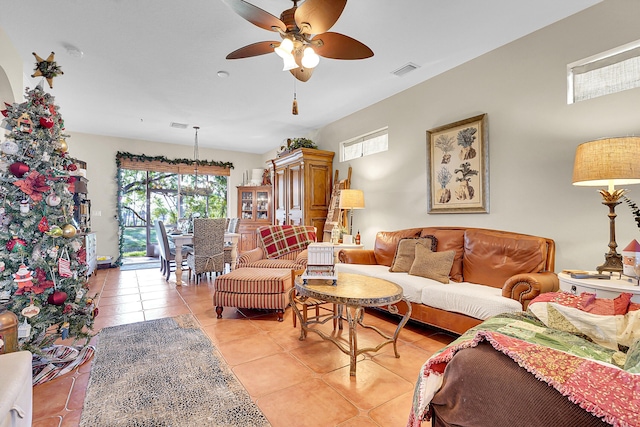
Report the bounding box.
[119,169,228,260]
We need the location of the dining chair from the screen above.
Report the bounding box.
[186,218,226,283]
[155,220,190,281]
[224,217,240,270]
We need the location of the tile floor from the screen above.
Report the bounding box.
[32,266,456,427]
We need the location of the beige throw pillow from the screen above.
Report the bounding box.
[408,246,455,284]
[389,236,437,272]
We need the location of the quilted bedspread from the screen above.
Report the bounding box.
[407,300,640,427]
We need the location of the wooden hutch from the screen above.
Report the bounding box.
[270,148,334,233]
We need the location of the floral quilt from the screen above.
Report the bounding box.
[407,305,640,427]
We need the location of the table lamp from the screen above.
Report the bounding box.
[572,136,640,273]
[339,189,365,236]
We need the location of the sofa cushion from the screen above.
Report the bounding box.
[389,236,437,272]
[373,228,423,267]
[420,228,466,282]
[409,247,455,284]
[463,229,548,288]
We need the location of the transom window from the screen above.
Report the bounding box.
[568,39,640,104]
[341,127,388,162]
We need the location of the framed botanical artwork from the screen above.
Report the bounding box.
[426,114,489,213]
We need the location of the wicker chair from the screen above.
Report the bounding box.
[224,218,240,269]
[186,218,226,283]
[155,220,190,281]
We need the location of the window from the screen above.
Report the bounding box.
[341,127,389,161]
[568,39,640,104]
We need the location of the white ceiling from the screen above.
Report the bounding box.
[0,0,600,154]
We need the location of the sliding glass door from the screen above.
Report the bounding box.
[120,169,227,257]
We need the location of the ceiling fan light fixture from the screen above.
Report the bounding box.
[301,47,320,68]
[274,38,294,58]
[282,54,299,71]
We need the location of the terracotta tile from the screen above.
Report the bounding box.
[91,311,145,330]
[141,295,184,310]
[95,301,143,316]
[67,372,90,410]
[98,287,140,298]
[265,324,325,351]
[290,340,357,374]
[323,360,414,410]
[32,415,63,427]
[216,332,284,366]
[371,342,433,382]
[232,352,313,397]
[337,416,380,427]
[368,390,415,427]
[33,376,74,419]
[60,409,82,427]
[96,293,141,306]
[411,333,455,354]
[201,318,262,344]
[143,304,191,320]
[257,378,358,427]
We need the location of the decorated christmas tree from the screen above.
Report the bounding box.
[0,60,96,353]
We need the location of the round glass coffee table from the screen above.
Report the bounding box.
[289,272,412,376]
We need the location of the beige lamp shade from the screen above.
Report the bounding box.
[339,189,365,209]
[572,137,640,187]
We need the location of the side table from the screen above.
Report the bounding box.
[558,272,640,303]
[289,272,411,376]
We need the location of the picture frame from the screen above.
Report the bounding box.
[426,114,489,214]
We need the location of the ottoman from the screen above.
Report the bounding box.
[214,268,293,321]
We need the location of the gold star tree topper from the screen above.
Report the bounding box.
[31,52,63,88]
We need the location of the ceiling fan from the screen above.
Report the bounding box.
[222,0,373,82]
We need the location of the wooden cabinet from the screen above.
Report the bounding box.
[271,148,334,233]
[237,185,272,252]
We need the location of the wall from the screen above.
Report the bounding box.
[0,27,24,103]
[315,0,640,272]
[66,132,264,259]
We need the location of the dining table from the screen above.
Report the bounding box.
[169,232,240,286]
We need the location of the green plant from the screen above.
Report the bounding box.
[623,196,640,229]
[279,137,317,154]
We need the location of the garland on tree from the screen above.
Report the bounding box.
[114,152,234,266]
[0,84,96,353]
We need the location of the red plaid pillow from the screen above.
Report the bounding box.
[259,225,316,259]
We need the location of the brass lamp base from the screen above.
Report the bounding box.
[596,252,623,274]
[596,190,625,274]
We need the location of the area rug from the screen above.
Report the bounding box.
[79,315,270,427]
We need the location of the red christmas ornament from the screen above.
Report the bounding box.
[67,163,77,172]
[9,162,30,177]
[1,109,7,117]
[93,307,99,318]
[6,237,27,253]
[39,116,55,128]
[38,216,50,233]
[47,290,68,306]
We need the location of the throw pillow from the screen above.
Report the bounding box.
[408,246,455,284]
[389,236,438,273]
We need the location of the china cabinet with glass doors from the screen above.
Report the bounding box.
[237,185,272,251]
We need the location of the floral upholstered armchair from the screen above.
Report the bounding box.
[236,225,316,270]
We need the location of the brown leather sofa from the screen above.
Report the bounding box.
[338,227,559,334]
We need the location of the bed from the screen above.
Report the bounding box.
[407,291,640,427]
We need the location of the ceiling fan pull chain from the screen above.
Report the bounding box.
[292,79,299,115]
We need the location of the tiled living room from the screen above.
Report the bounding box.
[31,267,455,427]
[2,0,640,426]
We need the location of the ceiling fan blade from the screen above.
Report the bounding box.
[294,0,346,34]
[312,32,373,59]
[226,41,278,59]
[221,0,286,32]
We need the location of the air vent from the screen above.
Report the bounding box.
[170,122,189,129]
[391,62,420,77]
